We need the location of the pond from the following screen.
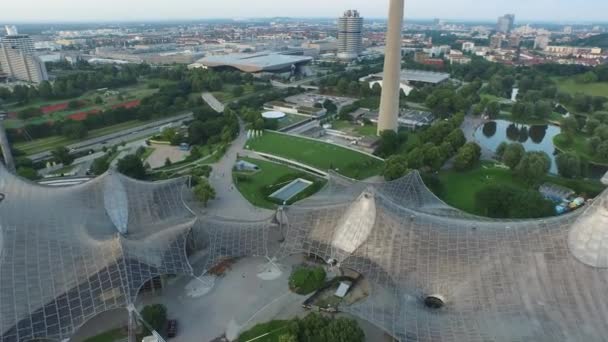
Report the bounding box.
[474,120,562,174]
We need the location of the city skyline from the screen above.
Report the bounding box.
[2,0,608,23]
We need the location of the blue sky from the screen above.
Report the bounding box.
[2,0,607,22]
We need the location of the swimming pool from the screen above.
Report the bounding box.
[270,178,313,203]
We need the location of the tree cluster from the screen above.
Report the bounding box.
[475,184,555,219]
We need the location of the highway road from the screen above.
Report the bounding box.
[28,113,193,162]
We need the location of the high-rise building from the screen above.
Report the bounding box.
[0,26,49,84]
[497,14,515,33]
[377,0,404,134]
[337,10,363,60]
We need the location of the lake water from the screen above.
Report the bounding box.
[474,120,562,174]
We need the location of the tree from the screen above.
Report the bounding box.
[384,155,409,181]
[38,81,53,99]
[322,99,337,114]
[17,167,39,180]
[561,116,579,137]
[515,151,551,185]
[501,143,525,170]
[576,71,598,84]
[278,334,298,342]
[94,96,103,105]
[375,130,401,158]
[117,154,146,179]
[140,304,167,335]
[90,154,111,175]
[61,121,88,139]
[597,141,608,160]
[495,142,508,160]
[193,178,216,207]
[586,118,601,134]
[231,85,244,97]
[556,153,584,179]
[164,157,172,167]
[486,101,500,118]
[423,145,444,171]
[475,185,555,218]
[446,129,466,150]
[68,100,80,110]
[51,146,74,166]
[454,142,481,171]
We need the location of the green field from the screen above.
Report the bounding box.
[277,113,310,129]
[83,328,127,342]
[331,120,377,137]
[437,163,605,215]
[234,158,325,209]
[237,320,290,342]
[555,77,608,98]
[246,131,384,180]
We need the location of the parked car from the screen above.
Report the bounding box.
[166,319,177,338]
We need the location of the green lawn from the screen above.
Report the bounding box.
[234,157,325,209]
[555,77,608,98]
[237,320,290,342]
[331,120,377,137]
[276,113,310,129]
[436,163,605,215]
[83,328,127,342]
[246,131,384,180]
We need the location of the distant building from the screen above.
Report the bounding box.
[490,35,504,49]
[563,26,573,35]
[337,10,364,60]
[545,46,602,57]
[497,14,515,33]
[4,25,18,36]
[193,52,312,74]
[534,35,550,50]
[509,35,522,48]
[414,51,429,63]
[448,54,471,65]
[462,42,475,53]
[361,69,450,95]
[0,26,49,84]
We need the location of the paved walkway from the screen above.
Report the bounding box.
[202,92,225,113]
[204,119,274,220]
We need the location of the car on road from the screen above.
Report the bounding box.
[166,319,177,338]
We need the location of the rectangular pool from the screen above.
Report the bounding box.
[270,178,313,202]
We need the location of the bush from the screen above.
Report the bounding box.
[140,304,167,335]
[475,184,555,218]
[289,266,326,295]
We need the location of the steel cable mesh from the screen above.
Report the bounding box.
[0,168,196,342]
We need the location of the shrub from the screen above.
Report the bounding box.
[288,266,326,295]
[140,304,167,335]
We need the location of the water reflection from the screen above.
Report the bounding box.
[475,120,561,174]
[482,121,496,138]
